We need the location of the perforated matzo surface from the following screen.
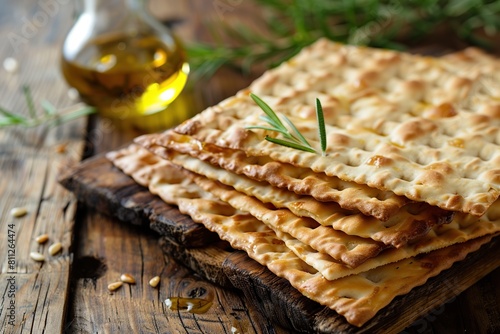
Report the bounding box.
[172,40,500,216]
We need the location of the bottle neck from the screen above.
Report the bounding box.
[127,0,145,11]
[77,0,152,36]
[81,0,146,14]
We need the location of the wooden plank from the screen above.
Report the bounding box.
[0,79,84,333]
[0,2,86,332]
[66,203,286,334]
[0,262,72,333]
[58,151,500,333]
[159,237,234,287]
[0,85,84,334]
[400,264,500,334]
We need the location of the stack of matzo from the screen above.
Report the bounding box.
[106,39,500,327]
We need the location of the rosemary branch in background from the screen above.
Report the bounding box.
[4,2,499,128]
[187,0,500,78]
[246,93,327,156]
[0,86,95,128]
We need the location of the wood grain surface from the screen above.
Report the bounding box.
[1,0,499,333]
[0,2,84,332]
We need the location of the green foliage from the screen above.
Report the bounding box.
[246,93,327,155]
[187,0,500,78]
[0,86,95,128]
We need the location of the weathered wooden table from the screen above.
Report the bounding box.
[0,1,499,333]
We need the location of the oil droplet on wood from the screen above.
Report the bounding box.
[165,297,213,314]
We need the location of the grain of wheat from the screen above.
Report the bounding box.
[120,273,136,284]
[54,143,68,154]
[67,88,79,101]
[107,281,123,291]
[10,207,27,218]
[149,276,160,288]
[35,234,49,244]
[48,242,62,256]
[30,251,45,262]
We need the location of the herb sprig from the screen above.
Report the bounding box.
[0,86,95,128]
[188,0,500,78]
[246,93,327,156]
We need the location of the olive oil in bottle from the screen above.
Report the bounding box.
[61,0,189,121]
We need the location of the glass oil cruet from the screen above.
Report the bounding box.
[61,0,189,120]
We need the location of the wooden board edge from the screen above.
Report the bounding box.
[158,236,234,287]
[57,154,218,247]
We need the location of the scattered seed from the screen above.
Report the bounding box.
[120,273,136,284]
[10,207,28,218]
[48,242,62,256]
[107,281,123,291]
[149,276,160,288]
[35,234,49,244]
[3,57,19,73]
[67,88,79,101]
[54,142,68,154]
[30,251,45,262]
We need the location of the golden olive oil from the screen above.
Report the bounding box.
[165,297,213,314]
[62,32,189,119]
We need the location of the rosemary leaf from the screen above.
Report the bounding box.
[282,114,311,147]
[0,107,27,123]
[315,98,327,156]
[250,93,286,130]
[265,136,317,154]
[0,86,96,128]
[22,85,37,119]
[259,115,284,131]
[247,93,327,155]
[245,125,291,137]
[53,106,96,125]
[0,117,22,126]
[41,100,57,115]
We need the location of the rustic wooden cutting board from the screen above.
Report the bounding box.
[58,153,500,334]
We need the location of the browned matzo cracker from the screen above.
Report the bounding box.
[108,145,500,276]
[172,40,500,216]
[136,131,411,222]
[107,144,498,327]
[139,138,454,248]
